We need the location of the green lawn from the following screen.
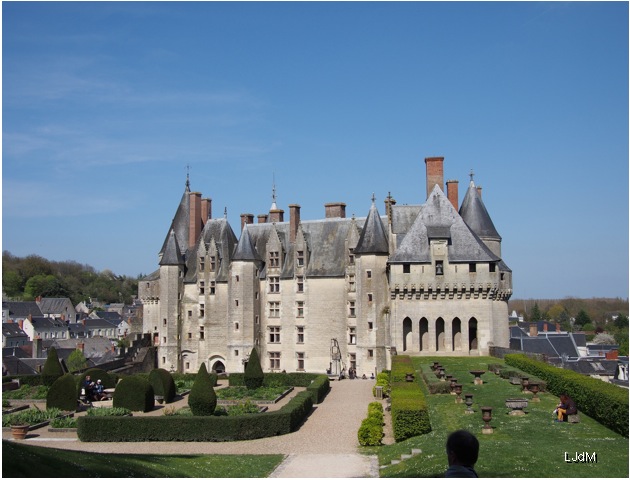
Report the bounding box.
[374,356,628,478]
[2,441,284,478]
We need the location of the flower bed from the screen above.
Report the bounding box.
[216,386,293,404]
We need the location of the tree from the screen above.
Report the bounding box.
[574,309,591,327]
[592,333,616,345]
[2,270,24,298]
[41,347,64,386]
[244,347,264,390]
[547,304,566,321]
[66,349,88,373]
[614,313,629,329]
[24,274,68,300]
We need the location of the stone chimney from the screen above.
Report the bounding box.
[529,323,538,337]
[33,337,43,358]
[446,180,459,210]
[269,208,284,223]
[543,322,548,332]
[189,192,202,249]
[476,185,483,199]
[425,156,444,199]
[555,323,561,333]
[289,204,301,243]
[240,213,254,233]
[77,342,85,353]
[258,214,268,224]
[384,193,397,225]
[201,198,212,222]
[325,202,346,218]
[18,319,24,330]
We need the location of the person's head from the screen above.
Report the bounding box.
[446,430,479,467]
[559,393,569,403]
[97,379,102,384]
[85,375,91,380]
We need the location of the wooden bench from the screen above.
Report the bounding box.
[567,413,580,423]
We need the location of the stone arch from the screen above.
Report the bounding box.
[419,317,429,352]
[209,355,227,373]
[452,317,462,351]
[402,317,412,352]
[436,317,445,352]
[468,318,478,351]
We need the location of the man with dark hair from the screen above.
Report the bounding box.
[445,429,479,477]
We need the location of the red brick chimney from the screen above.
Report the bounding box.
[555,323,561,333]
[446,179,459,210]
[325,202,346,218]
[77,342,85,353]
[606,349,619,360]
[189,192,202,249]
[240,213,254,233]
[18,319,24,330]
[543,323,548,332]
[289,204,301,243]
[258,214,268,224]
[269,208,284,223]
[201,198,212,223]
[529,323,538,337]
[425,157,444,199]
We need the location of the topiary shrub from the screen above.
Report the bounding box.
[188,363,217,416]
[244,348,264,390]
[113,376,154,412]
[41,347,64,387]
[46,373,78,411]
[148,368,177,404]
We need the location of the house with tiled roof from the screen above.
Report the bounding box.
[2,301,43,323]
[36,297,78,322]
[22,316,68,341]
[2,323,30,348]
[140,157,513,375]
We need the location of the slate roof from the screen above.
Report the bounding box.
[233,225,263,262]
[390,186,500,264]
[160,229,185,266]
[561,359,618,376]
[2,356,39,375]
[355,201,389,255]
[459,181,501,241]
[37,298,73,316]
[2,323,29,339]
[92,311,123,324]
[3,301,43,319]
[28,317,67,330]
[159,181,190,258]
[511,333,580,358]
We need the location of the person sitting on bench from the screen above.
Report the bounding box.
[555,393,577,422]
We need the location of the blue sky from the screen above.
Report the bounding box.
[2,1,628,299]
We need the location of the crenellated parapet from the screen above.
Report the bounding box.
[391,282,512,301]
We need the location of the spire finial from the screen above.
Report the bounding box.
[371,192,376,204]
[271,173,278,210]
[469,169,475,183]
[186,164,191,189]
[224,207,227,218]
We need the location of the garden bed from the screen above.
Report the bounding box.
[216,386,293,405]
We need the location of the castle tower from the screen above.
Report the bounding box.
[459,175,502,258]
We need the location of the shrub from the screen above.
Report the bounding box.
[188,363,217,416]
[306,375,330,404]
[505,354,628,437]
[148,368,177,404]
[50,416,77,428]
[373,372,390,397]
[46,373,78,411]
[41,347,64,387]
[390,356,431,442]
[113,376,154,412]
[358,401,384,446]
[244,348,264,390]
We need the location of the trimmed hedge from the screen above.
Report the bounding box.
[358,401,384,446]
[188,363,217,416]
[46,373,78,411]
[505,354,628,437]
[149,368,177,404]
[244,348,264,390]
[113,376,155,412]
[4,375,43,387]
[77,390,314,442]
[390,356,431,442]
[229,372,329,404]
[41,347,64,387]
[372,372,390,397]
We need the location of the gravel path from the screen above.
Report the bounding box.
[4,379,381,477]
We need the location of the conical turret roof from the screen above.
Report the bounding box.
[160,229,184,266]
[459,181,501,241]
[159,179,190,258]
[233,225,262,262]
[354,197,389,255]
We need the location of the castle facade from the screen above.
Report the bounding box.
[139,157,512,375]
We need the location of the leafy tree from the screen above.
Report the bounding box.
[2,270,24,298]
[66,349,88,373]
[529,303,542,322]
[614,313,629,329]
[24,274,68,300]
[592,333,616,345]
[244,347,264,390]
[41,347,64,386]
[547,304,566,321]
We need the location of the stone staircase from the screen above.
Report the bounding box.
[381,448,422,468]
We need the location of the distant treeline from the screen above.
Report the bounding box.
[2,251,139,306]
[509,297,629,324]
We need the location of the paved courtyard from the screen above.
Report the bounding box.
[3,378,381,477]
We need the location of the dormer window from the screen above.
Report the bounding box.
[436,261,444,276]
[269,276,280,293]
[348,248,355,265]
[297,250,304,267]
[199,257,205,271]
[269,251,280,267]
[210,256,216,272]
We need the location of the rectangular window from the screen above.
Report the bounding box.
[269,302,280,317]
[297,276,304,293]
[348,248,355,265]
[367,293,373,302]
[403,263,411,274]
[348,274,356,292]
[269,352,281,370]
[269,326,281,343]
[368,321,373,330]
[349,353,356,370]
[163,318,167,326]
[296,301,304,318]
[185,362,190,370]
[199,281,205,295]
[269,276,280,293]
[436,260,444,275]
[349,327,356,345]
[210,281,216,295]
[269,251,279,267]
[297,352,305,370]
[366,270,372,279]
[199,257,205,272]
[469,263,476,273]
[210,256,216,271]
[188,332,192,340]
[490,263,496,273]
[349,301,356,317]
[297,250,304,267]
[297,326,304,343]
[200,326,205,340]
[188,310,192,318]
[199,305,205,318]
[235,299,239,307]
[368,349,374,359]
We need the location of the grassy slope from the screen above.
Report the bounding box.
[2,441,284,478]
[374,356,628,478]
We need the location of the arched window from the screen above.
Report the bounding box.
[402,317,412,352]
